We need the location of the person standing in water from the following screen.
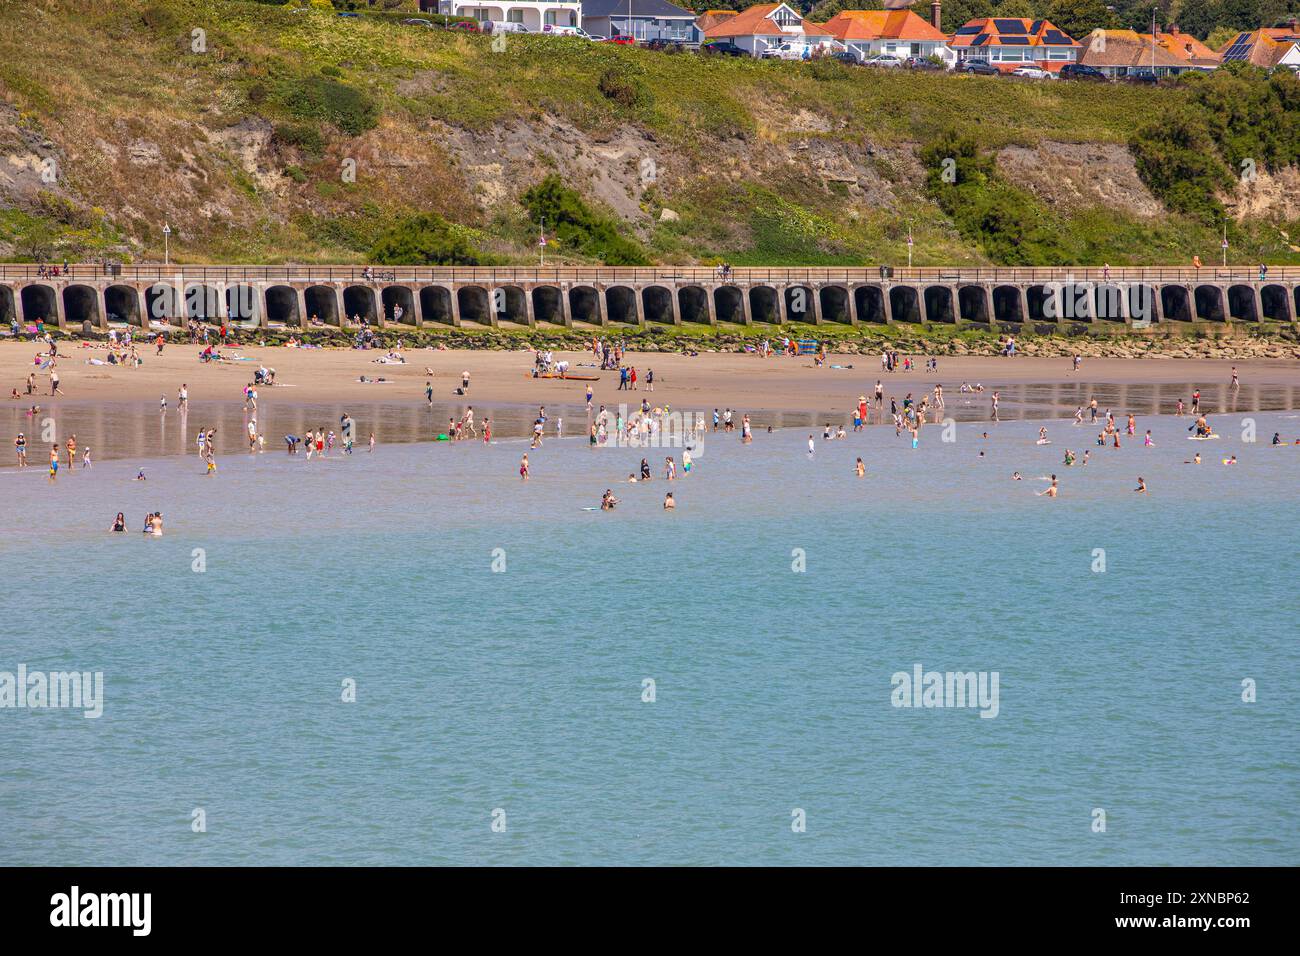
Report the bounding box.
[519,454,529,480]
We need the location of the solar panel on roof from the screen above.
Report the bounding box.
[972,34,988,46]
[994,18,1027,34]
[1043,30,1071,44]
[1222,33,1253,60]
[1000,35,1029,44]
[955,25,982,35]
[1030,20,1043,33]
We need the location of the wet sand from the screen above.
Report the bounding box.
[4,342,1300,417]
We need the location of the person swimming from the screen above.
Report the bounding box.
[1135,477,1147,493]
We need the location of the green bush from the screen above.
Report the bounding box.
[597,66,653,112]
[273,74,379,136]
[370,212,486,265]
[273,122,327,157]
[521,174,650,266]
[1129,108,1233,223]
[919,132,1066,264]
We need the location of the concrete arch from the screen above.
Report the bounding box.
[1161,285,1192,322]
[265,285,301,326]
[677,285,709,323]
[530,286,562,325]
[1227,284,1257,321]
[714,285,744,323]
[1295,287,1300,323]
[457,285,491,325]
[819,285,850,323]
[305,285,340,325]
[569,285,601,324]
[0,285,14,326]
[104,285,140,325]
[959,285,989,323]
[1194,285,1225,322]
[1261,284,1291,322]
[492,285,526,324]
[145,283,180,323]
[605,285,638,325]
[853,285,884,324]
[62,284,100,325]
[1127,285,1157,324]
[343,285,378,324]
[20,285,56,326]
[643,285,674,324]
[225,283,259,324]
[923,285,955,323]
[1094,284,1124,322]
[749,286,779,323]
[1025,285,1049,322]
[184,283,221,321]
[889,286,921,323]
[420,285,454,325]
[1058,283,1091,321]
[382,285,415,325]
[784,284,815,323]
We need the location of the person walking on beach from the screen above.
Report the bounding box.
[369,432,376,453]
[1191,389,1201,415]
[426,381,433,407]
[462,371,470,393]
[519,454,530,480]
[990,391,1000,422]
[1230,366,1239,389]
[14,432,27,467]
[50,370,62,396]
[874,380,884,409]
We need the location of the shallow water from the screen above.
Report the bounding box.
[1,411,1297,865]
[3,377,1294,466]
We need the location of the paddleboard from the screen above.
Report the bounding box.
[1188,434,1220,440]
[1036,439,1052,445]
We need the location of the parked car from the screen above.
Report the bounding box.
[862,54,904,68]
[483,20,529,35]
[961,60,1000,75]
[542,25,597,39]
[699,40,747,57]
[1059,63,1107,81]
[1123,69,1158,84]
[904,56,943,70]
[448,20,482,33]
[762,42,813,60]
[647,38,686,52]
[830,51,862,66]
[336,11,360,17]
[606,34,636,45]
[400,18,434,27]
[1011,66,1052,79]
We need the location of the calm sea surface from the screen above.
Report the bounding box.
[1,408,1297,865]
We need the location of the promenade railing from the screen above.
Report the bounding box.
[3,264,1298,284]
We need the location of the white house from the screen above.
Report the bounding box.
[820,10,950,62]
[701,3,838,57]
[423,1,582,31]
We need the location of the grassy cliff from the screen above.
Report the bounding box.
[2,0,1299,266]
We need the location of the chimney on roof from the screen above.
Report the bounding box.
[931,0,941,30]
[1289,16,1299,32]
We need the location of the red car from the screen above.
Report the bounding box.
[447,20,481,33]
[607,34,636,45]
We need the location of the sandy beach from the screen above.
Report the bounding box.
[5,342,1300,415]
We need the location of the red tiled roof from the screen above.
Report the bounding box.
[703,3,831,39]
[820,10,947,43]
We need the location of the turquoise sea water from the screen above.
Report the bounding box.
[1,409,1297,865]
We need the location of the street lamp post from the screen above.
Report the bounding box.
[906,220,914,269]
[163,224,171,267]
[1221,217,1228,268]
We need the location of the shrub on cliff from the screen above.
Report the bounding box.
[369,213,485,265]
[521,175,650,266]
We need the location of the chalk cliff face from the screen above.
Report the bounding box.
[1,0,1297,266]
